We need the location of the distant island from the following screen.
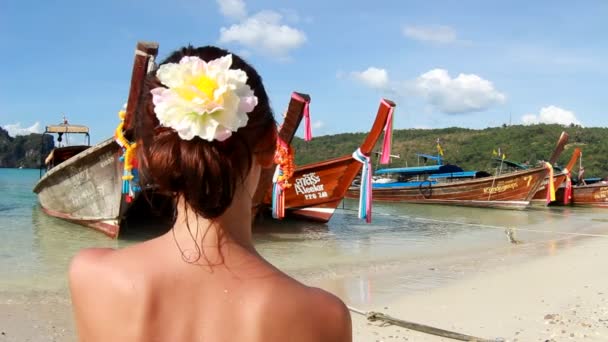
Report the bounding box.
[0,127,54,168]
[2,123,606,177]
[292,124,608,177]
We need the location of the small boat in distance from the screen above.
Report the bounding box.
[346,132,570,210]
[260,99,397,222]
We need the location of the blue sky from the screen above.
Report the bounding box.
[1,0,607,143]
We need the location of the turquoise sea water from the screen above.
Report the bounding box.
[1,168,607,306]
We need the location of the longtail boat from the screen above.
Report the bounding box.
[555,182,608,207]
[345,132,570,209]
[553,150,608,207]
[33,42,159,237]
[530,148,581,205]
[260,99,397,222]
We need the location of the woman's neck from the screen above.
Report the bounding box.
[166,187,256,265]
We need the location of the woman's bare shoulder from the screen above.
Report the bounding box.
[255,276,352,342]
[69,245,154,298]
[69,247,149,339]
[305,287,352,342]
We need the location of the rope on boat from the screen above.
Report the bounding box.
[347,305,501,342]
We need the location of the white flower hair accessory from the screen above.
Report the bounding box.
[150,54,258,141]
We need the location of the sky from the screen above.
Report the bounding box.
[1,0,607,144]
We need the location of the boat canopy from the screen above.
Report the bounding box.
[492,158,528,170]
[428,171,478,180]
[45,124,89,134]
[415,153,442,162]
[375,164,464,176]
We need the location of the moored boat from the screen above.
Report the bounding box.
[33,42,159,237]
[261,99,397,222]
[555,181,608,207]
[345,132,570,209]
[553,150,608,207]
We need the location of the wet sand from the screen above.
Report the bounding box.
[2,233,608,341]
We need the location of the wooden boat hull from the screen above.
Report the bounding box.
[32,138,123,237]
[554,183,608,207]
[530,173,567,205]
[346,167,548,209]
[279,155,359,222]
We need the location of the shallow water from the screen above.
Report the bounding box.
[1,168,607,307]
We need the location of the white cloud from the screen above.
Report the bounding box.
[413,69,506,114]
[218,10,306,59]
[350,67,389,89]
[2,122,41,137]
[312,120,324,129]
[521,106,581,126]
[216,0,247,20]
[403,25,457,44]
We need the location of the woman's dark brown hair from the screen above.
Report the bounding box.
[135,45,276,219]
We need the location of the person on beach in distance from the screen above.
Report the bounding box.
[68,45,352,341]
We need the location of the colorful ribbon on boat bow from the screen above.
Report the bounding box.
[544,162,556,204]
[563,168,572,205]
[272,137,295,219]
[291,92,312,141]
[379,99,395,165]
[353,148,372,223]
[115,109,140,203]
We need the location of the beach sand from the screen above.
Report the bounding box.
[2,234,608,341]
[349,236,608,342]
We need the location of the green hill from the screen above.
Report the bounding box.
[0,127,54,168]
[292,124,608,178]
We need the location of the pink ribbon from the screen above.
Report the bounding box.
[292,92,312,141]
[564,169,572,205]
[379,99,394,165]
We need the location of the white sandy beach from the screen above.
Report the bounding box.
[349,236,608,342]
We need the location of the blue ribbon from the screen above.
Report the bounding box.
[352,148,372,223]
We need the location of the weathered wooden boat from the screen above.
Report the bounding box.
[260,99,397,222]
[345,132,570,209]
[33,42,159,238]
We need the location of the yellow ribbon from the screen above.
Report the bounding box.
[544,162,556,202]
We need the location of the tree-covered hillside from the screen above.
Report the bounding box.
[292,124,608,177]
[0,127,54,168]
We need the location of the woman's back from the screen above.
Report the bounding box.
[70,234,351,341]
